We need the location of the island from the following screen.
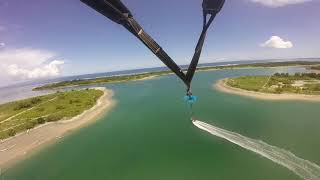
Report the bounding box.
[216,73,320,101]
[33,71,173,91]
[33,61,320,91]
[311,65,320,70]
[0,88,114,168]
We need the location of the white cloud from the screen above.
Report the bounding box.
[7,60,64,80]
[0,42,5,48]
[0,48,56,67]
[250,0,312,7]
[0,48,65,82]
[260,36,293,49]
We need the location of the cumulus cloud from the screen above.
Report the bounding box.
[250,0,312,7]
[0,48,65,81]
[7,60,64,80]
[260,36,293,49]
[0,48,56,67]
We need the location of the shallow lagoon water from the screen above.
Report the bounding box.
[3,67,320,180]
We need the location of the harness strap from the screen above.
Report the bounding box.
[81,0,222,93]
[124,17,190,87]
[185,12,216,87]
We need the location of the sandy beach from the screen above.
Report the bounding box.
[215,79,320,102]
[0,87,115,169]
[311,69,320,74]
[135,75,159,81]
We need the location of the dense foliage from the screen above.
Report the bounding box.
[227,73,320,95]
[0,89,103,139]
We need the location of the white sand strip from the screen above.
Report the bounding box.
[215,79,320,102]
[0,87,115,169]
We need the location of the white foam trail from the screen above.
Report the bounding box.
[193,120,320,180]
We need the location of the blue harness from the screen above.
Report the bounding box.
[184,95,197,104]
[184,95,197,119]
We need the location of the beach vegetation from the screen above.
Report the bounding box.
[227,73,320,95]
[0,89,103,139]
[311,65,320,70]
[33,61,320,91]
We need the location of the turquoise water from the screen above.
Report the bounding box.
[3,67,320,180]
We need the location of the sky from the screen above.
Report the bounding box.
[0,0,319,87]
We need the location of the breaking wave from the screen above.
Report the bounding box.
[193,120,320,180]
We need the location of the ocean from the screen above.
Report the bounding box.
[1,63,320,180]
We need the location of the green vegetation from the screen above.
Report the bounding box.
[311,65,320,70]
[227,73,320,95]
[0,89,103,139]
[199,60,320,71]
[33,71,172,91]
[33,61,320,91]
[227,76,269,92]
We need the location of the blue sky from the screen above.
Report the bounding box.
[0,0,319,86]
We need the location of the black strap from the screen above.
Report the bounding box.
[123,13,217,90]
[124,18,189,86]
[185,12,216,90]
[81,0,219,92]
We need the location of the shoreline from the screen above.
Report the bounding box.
[133,75,159,81]
[33,63,319,91]
[311,69,320,74]
[215,79,320,102]
[198,64,314,73]
[32,74,162,92]
[0,87,115,169]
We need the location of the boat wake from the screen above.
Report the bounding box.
[193,120,320,180]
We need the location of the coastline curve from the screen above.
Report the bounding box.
[0,87,115,169]
[215,78,320,102]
